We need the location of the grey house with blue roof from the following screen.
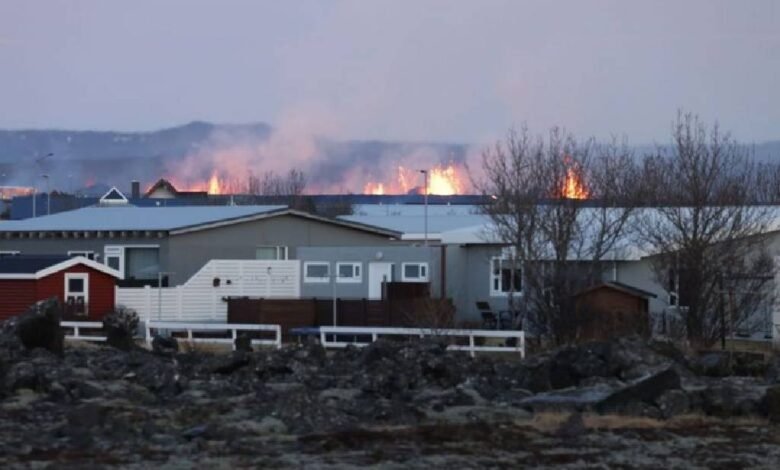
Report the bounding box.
[0,202,401,287]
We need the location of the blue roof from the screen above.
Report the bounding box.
[0,255,70,274]
[339,214,488,234]
[0,205,287,232]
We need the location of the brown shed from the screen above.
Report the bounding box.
[573,281,656,341]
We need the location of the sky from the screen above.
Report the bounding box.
[0,0,778,144]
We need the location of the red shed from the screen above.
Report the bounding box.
[0,255,122,321]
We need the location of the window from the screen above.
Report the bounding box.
[667,268,691,308]
[336,262,362,283]
[125,247,160,280]
[68,251,96,260]
[490,256,522,297]
[401,262,428,282]
[0,251,20,258]
[104,245,160,280]
[255,246,288,260]
[304,262,330,283]
[64,273,89,316]
[104,246,124,274]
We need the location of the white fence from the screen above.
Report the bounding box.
[117,260,301,323]
[318,326,525,358]
[146,321,282,350]
[61,321,106,342]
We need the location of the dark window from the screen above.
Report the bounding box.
[68,278,85,293]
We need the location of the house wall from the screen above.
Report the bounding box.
[0,214,398,286]
[166,214,398,285]
[0,236,169,271]
[297,245,441,299]
[445,244,514,325]
[37,264,117,320]
[0,279,36,320]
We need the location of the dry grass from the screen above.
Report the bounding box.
[176,340,233,354]
[527,412,768,433]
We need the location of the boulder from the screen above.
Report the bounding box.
[762,385,780,423]
[766,355,780,384]
[14,298,64,356]
[693,352,732,377]
[234,334,253,353]
[699,379,767,416]
[102,307,139,351]
[597,368,682,414]
[655,389,691,418]
[151,335,179,356]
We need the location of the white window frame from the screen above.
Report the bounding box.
[304,262,331,283]
[104,246,125,274]
[489,255,522,297]
[64,273,89,314]
[104,244,159,277]
[401,262,429,282]
[336,262,362,283]
[255,246,288,260]
[68,250,96,260]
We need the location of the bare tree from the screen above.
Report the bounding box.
[634,112,774,346]
[474,127,638,344]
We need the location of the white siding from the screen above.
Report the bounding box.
[116,260,300,322]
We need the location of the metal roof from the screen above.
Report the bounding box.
[0,205,287,232]
[339,214,488,236]
[0,255,70,274]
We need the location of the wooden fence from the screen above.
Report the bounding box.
[226,282,454,338]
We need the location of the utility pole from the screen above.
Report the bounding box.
[419,169,429,246]
[42,174,50,215]
[31,153,53,218]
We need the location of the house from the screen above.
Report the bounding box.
[0,203,401,287]
[144,178,209,200]
[573,281,656,340]
[0,255,122,321]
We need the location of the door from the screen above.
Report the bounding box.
[368,262,393,300]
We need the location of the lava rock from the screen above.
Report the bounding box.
[694,352,732,377]
[762,385,780,423]
[152,335,179,356]
[14,298,64,356]
[597,368,682,414]
[234,334,253,352]
[103,307,139,351]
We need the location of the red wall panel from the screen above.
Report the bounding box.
[0,280,37,321]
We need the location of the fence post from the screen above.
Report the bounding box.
[177,286,183,320]
[469,335,475,358]
[143,285,152,326]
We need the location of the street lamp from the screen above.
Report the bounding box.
[31,153,53,218]
[419,169,429,246]
[42,174,50,215]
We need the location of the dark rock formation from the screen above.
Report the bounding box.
[14,298,63,356]
[103,307,139,351]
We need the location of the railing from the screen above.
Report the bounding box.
[318,326,525,358]
[145,321,282,350]
[61,321,107,342]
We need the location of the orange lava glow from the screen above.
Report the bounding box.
[561,167,588,199]
[362,163,466,195]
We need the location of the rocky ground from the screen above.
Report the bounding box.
[2,303,780,468]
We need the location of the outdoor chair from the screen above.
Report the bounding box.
[476,301,497,329]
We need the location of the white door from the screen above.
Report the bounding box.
[368,262,393,300]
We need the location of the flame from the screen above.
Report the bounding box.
[364,182,385,195]
[362,163,466,195]
[561,167,588,199]
[207,172,222,195]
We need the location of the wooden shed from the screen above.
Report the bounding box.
[573,281,656,340]
[0,255,123,321]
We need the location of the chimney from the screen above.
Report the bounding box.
[131,180,140,199]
